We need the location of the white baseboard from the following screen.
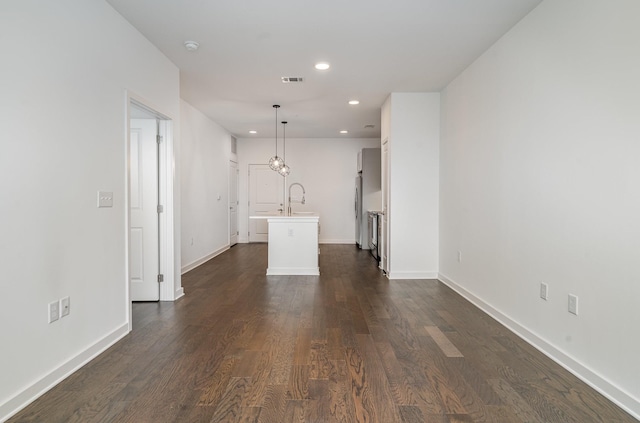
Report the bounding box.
[387,270,438,280]
[437,273,640,421]
[319,239,357,244]
[174,287,185,300]
[0,323,130,422]
[181,245,229,274]
[266,267,320,276]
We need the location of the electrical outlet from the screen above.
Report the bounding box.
[97,191,113,208]
[568,294,578,315]
[60,296,70,317]
[540,283,548,300]
[48,301,59,323]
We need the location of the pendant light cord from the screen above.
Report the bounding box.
[273,105,279,156]
[282,121,286,161]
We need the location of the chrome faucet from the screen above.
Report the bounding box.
[288,183,306,215]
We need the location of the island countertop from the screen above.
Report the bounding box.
[249,213,320,276]
[249,213,318,220]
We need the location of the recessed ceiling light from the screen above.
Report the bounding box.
[184,40,199,51]
[314,62,330,70]
[340,130,348,134]
[348,100,360,105]
[249,130,257,134]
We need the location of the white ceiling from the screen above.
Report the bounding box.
[107,0,542,138]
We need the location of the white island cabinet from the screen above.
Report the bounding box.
[249,214,319,275]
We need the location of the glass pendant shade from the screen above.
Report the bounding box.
[278,164,290,176]
[269,155,284,171]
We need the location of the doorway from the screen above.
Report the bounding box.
[126,97,177,319]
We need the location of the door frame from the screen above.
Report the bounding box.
[381,138,390,274]
[125,92,178,331]
[229,159,239,246]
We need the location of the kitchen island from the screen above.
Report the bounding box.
[249,213,319,275]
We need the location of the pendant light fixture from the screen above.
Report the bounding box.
[268,104,284,171]
[278,121,290,177]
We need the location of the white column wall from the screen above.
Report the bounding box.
[384,93,440,279]
[439,0,640,417]
[0,1,180,419]
[237,137,380,244]
[180,100,233,273]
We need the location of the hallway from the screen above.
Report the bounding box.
[9,244,636,422]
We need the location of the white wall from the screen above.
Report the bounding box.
[0,1,180,419]
[180,100,233,273]
[439,0,640,417]
[383,93,440,279]
[237,137,380,244]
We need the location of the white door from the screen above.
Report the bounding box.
[381,139,389,273]
[229,160,239,246]
[249,164,284,242]
[130,118,159,301]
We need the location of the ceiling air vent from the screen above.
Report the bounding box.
[364,124,375,129]
[281,77,305,83]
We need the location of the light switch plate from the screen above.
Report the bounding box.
[568,294,578,315]
[97,191,113,208]
[60,296,70,317]
[540,283,548,300]
[49,301,59,323]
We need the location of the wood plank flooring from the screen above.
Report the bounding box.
[8,244,637,422]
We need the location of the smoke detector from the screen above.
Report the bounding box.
[184,41,200,51]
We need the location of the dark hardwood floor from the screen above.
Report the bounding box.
[9,244,637,422]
